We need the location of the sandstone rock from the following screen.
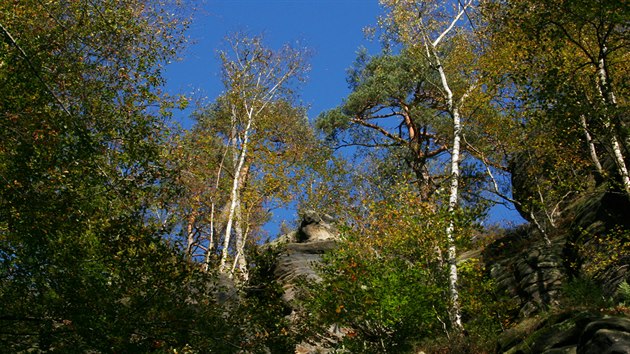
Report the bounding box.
[267,211,341,353]
[543,346,577,354]
[498,313,630,354]
[578,329,630,354]
[577,317,630,354]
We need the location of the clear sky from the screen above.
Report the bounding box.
[164,0,383,127]
[163,0,526,236]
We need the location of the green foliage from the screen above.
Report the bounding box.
[574,225,630,278]
[304,234,447,353]
[457,258,518,345]
[300,181,509,353]
[481,0,630,209]
[560,277,612,310]
[618,281,630,305]
[0,1,219,351]
[236,246,297,353]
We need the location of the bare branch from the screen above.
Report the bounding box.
[432,0,473,47]
[351,117,408,145]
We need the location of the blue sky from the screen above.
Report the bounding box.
[165,0,383,127]
[163,0,526,236]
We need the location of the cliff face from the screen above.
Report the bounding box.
[270,210,338,303]
[267,211,342,353]
[485,184,630,353]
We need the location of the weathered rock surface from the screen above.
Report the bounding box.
[498,312,630,354]
[270,210,339,304]
[485,226,567,318]
[267,211,341,353]
[488,181,630,354]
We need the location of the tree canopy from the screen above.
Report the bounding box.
[1,0,629,352]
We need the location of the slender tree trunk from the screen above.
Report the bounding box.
[433,49,464,332]
[596,52,630,198]
[203,203,215,272]
[609,134,630,196]
[219,108,253,275]
[231,194,248,280]
[204,143,230,272]
[185,210,197,259]
[231,164,250,281]
[445,107,463,331]
[579,114,603,175]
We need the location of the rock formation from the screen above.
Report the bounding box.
[268,210,342,353]
[486,184,630,353]
[497,313,630,354]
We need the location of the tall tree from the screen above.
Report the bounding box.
[174,34,318,281]
[377,0,481,331]
[317,50,450,201]
[482,0,630,201]
[0,1,210,351]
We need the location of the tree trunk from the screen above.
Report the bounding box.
[219,108,253,275]
[579,114,604,176]
[434,48,464,332]
[185,210,197,259]
[596,53,630,198]
[230,164,250,282]
[445,107,464,331]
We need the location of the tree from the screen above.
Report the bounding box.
[303,181,507,353]
[317,50,450,201]
[171,34,319,281]
[0,1,223,351]
[376,0,483,331]
[216,34,310,280]
[482,0,630,201]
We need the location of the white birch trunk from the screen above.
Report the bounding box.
[417,0,473,332]
[230,176,250,281]
[579,114,604,175]
[185,212,196,259]
[203,203,215,272]
[204,142,230,271]
[445,107,463,331]
[434,50,464,332]
[596,54,630,198]
[219,108,253,274]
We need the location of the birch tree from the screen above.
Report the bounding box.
[482,0,630,201]
[379,0,481,332]
[180,34,311,280]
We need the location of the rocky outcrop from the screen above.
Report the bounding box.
[270,211,339,303]
[485,182,630,317]
[498,312,630,354]
[485,226,567,318]
[267,211,341,353]
[488,182,630,353]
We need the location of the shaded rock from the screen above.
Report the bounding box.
[577,317,630,354]
[271,211,338,304]
[578,329,630,354]
[267,211,341,353]
[543,347,577,354]
[498,313,630,354]
[487,236,567,318]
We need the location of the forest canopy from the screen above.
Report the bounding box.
[1,0,628,352]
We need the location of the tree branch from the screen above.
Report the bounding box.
[0,22,72,116]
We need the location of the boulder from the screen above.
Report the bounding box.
[498,313,630,354]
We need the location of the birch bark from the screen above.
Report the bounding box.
[419,0,473,331]
[596,52,630,198]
